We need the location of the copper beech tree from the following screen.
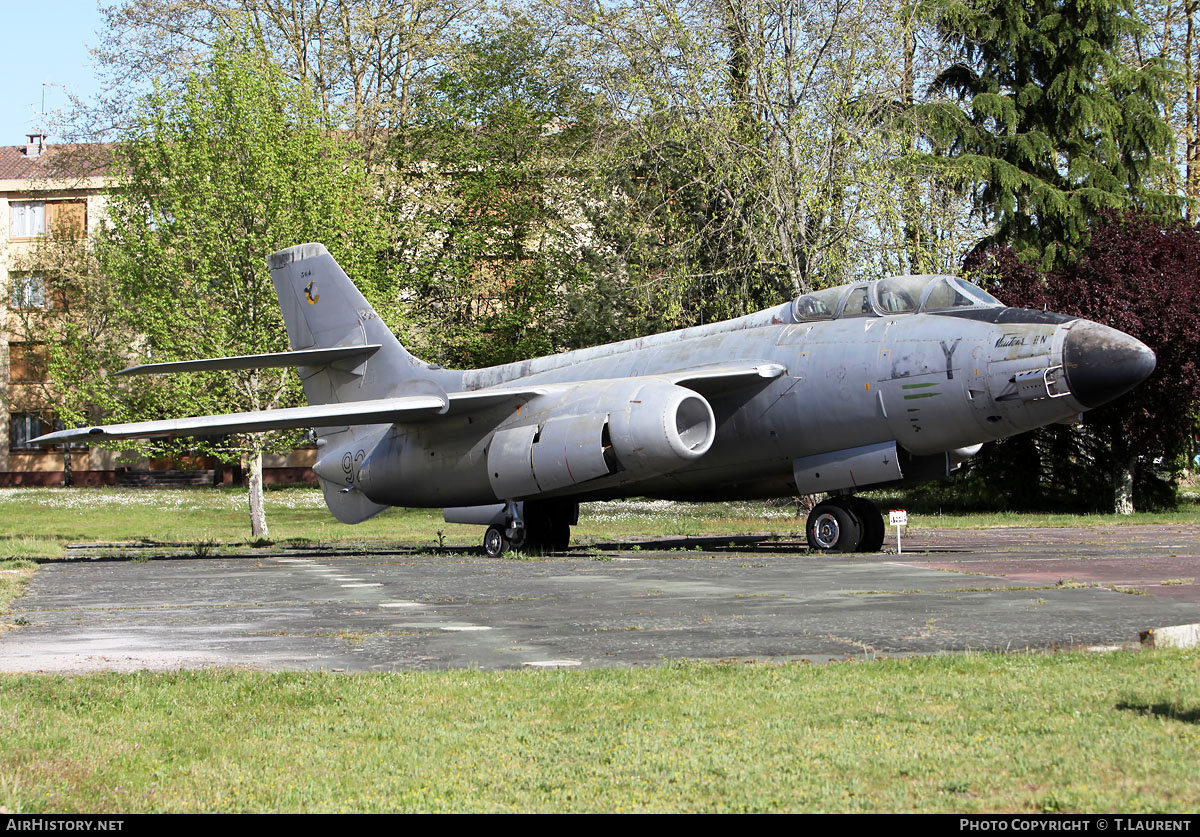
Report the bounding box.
[970,213,1200,513]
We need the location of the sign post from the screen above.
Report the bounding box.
[889,509,908,554]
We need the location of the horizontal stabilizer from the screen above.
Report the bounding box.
[116,345,383,376]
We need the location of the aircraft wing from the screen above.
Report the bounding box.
[29,395,449,444]
[443,388,549,414]
[26,363,780,446]
[660,361,787,394]
[28,386,551,446]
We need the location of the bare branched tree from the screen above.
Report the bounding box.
[85,0,481,159]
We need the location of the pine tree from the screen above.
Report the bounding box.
[918,0,1181,267]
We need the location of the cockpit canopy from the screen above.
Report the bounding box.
[791,274,1002,322]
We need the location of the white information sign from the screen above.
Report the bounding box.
[889,509,908,553]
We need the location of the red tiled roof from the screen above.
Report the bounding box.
[0,141,116,182]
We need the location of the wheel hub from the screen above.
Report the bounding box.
[811,513,840,550]
[484,525,508,558]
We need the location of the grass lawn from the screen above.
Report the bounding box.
[2,486,1198,561]
[0,652,1197,813]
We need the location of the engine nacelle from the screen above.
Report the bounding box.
[487,379,716,499]
[606,380,716,477]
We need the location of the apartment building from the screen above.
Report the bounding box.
[1,134,316,485]
[2,134,112,485]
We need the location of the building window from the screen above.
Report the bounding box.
[10,201,46,238]
[48,201,87,239]
[7,201,84,239]
[9,413,47,450]
[9,273,48,308]
[8,343,48,382]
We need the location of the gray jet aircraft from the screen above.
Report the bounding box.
[33,243,1156,554]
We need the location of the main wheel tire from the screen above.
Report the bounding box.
[521,509,552,554]
[550,520,571,552]
[483,525,510,558]
[519,503,574,554]
[848,497,885,553]
[806,501,863,552]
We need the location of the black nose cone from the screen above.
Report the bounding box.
[1063,321,1156,409]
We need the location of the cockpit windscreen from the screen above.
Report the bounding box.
[791,275,1001,322]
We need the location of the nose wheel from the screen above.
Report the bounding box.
[806,496,885,553]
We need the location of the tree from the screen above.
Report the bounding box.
[967,213,1200,513]
[51,37,391,537]
[918,0,1181,268]
[6,221,100,488]
[1132,0,1200,215]
[85,0,480,163]
[391,16,598,366]
[545,0,956,336]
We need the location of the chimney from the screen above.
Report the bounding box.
[25,133,44,157]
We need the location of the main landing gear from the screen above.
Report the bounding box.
[806,495,885,553]
[484,500,577,558]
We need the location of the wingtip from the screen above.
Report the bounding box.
[29,427,105,445]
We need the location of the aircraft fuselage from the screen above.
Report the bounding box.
[353,297,1145,508]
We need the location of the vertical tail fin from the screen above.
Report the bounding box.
[269,244,445,525]
[268,243,447,406]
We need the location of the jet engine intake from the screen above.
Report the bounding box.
[605,382,716,478]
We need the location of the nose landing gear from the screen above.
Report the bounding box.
[806,495,885,553]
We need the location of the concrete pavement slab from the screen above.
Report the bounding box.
[2,524,1198,672]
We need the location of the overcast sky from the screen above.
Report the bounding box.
[1,1,106,146]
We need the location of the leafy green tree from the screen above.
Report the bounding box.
[394,16,596,366]
[51,36,391,537]
[918,0,1181,268]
